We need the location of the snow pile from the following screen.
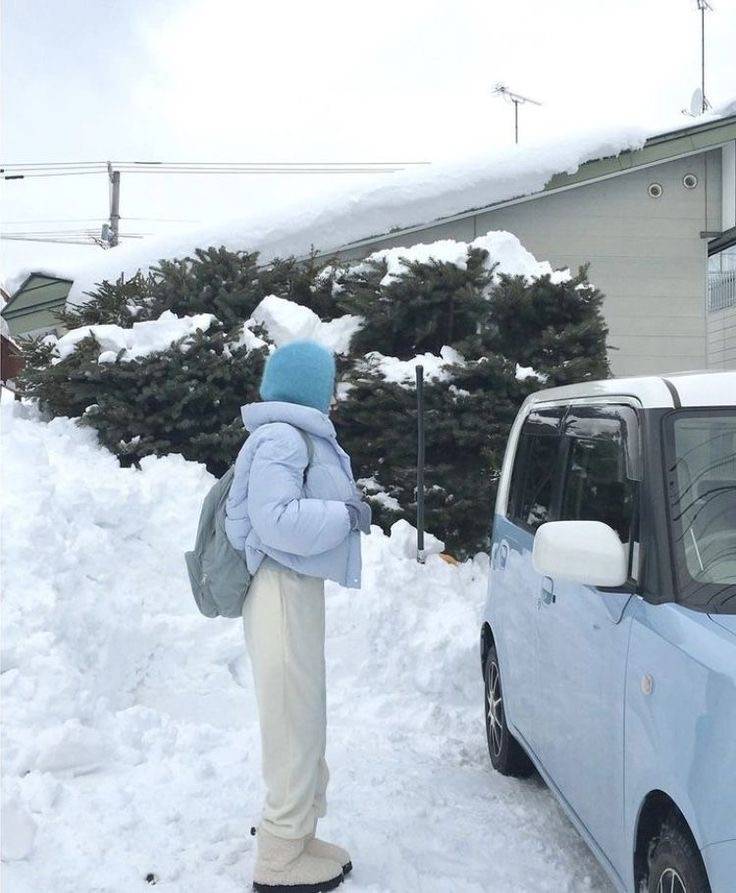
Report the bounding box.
[51,310,216,364]
[251,294,361,355]
[58,106,736,309]
[0,402,608,891]
[369,230,569,286]
[471,231,570,284]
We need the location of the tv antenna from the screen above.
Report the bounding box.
[492,84,542,144]
[696,0,713,113]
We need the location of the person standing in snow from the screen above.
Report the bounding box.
[225,340,371,893]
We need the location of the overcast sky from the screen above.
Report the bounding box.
[2,0,735,287]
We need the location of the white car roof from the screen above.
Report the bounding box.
[526,370,735,410]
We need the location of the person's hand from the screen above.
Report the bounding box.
[345,495,372,535]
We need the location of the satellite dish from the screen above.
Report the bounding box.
[690,87,704,116]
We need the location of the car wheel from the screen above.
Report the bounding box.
[647,813,711,893]
[484,643,534,777]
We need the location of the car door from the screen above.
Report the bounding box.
[533,404,641,872]
[492,405,565,753]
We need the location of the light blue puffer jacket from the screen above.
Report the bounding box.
[224,401,362,588]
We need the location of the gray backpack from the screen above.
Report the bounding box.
[185,428,313,619]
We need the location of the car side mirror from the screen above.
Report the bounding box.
[532,520,628,588]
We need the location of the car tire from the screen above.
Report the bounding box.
[484,643,534,777]
[647,813,711,893]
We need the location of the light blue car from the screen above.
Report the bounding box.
[481,371,735,893]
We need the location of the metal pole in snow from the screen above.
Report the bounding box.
[514,100,519,144]
[416,364,426,564]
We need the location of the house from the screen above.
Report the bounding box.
[334,114,736,376]
[20,106,736,377]
[1,273,73,339]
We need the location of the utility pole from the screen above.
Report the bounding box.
[492,84,542,145]
[108,162,120,247]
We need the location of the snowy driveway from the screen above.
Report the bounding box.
[2,404,612,892]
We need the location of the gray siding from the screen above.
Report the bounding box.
[707,306,736,369]
[340,151,723,378]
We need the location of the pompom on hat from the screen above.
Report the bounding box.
[259,340,336,414]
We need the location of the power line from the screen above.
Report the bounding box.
[1,159,431,179]
[1,233,146,244]
[1,157,433,248]
[2,158,430,168]
[2,217,109,224]
[2,216,198,224]
[3,167,413,179]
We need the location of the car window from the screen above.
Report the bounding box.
[560,427,636,544]
[509,431,560,532]
[666,410,736,610]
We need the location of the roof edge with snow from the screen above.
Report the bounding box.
[338,112,736,254]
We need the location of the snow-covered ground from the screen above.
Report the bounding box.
[1,398,612,892]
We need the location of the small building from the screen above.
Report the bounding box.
[1,273,73,339]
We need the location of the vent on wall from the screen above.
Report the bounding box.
[648,183,663,198]
[683,173,698,189]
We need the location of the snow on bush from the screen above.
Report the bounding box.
[51,310,216,364]
[368,230,569,287]
[359,346,464,384]
[250,294,361,354]
[19,227,610,553]
[0,400,608,890]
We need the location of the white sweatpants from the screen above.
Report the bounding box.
[243,557,329,840]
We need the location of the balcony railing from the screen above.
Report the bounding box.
[708,270,736,312]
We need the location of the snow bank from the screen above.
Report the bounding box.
[63,107,736,308]
[51,310,216,364]
[1,404,608,891]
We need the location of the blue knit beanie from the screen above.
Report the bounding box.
[259,340,336,414]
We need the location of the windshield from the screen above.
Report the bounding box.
[665,409,736,613]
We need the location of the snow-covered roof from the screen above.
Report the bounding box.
[39,102,736,308]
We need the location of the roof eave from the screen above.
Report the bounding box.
[340,114,736,253]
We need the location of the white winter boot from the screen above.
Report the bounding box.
[252,827,344,892]
[305,833,352,876]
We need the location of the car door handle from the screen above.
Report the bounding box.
[541,576,556,605]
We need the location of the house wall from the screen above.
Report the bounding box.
[707,305,736,369]
[707,140,736,370]
[339,150,723,378]
[3,305,65,339]
[1,276,72,339]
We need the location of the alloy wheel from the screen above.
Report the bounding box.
[486,660,504,758]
